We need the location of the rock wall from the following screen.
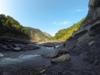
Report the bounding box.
[85,0,100,23]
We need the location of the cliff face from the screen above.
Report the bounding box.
[85,0,100,23]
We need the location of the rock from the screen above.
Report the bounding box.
[27,44,40,50]
[39,69,46,74]
[51,54,71,63]
[1,45,9,50]
[0,54,51,72]
[88,41,95,46]
[88,21,100,36]
[13,47,22,51]
[85,0,100,23]
[0,53,4,57]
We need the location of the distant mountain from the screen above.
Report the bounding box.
[53,19,84,41]
[27,27,52,42]
[0,14,51,42]
[43,32,52,38]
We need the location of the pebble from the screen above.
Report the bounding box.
[0,53,4,57]
[13,47,22,51]
[51,54,71,63]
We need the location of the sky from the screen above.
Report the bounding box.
[0,0,89,35]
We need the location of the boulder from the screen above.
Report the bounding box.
[51,54,71,63]
[0,53,4,57]
[13,47,22,51]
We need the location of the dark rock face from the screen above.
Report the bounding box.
[85,0,100,23]
[89,0,100,8]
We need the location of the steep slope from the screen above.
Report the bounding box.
[0,14,30,40]
[82,0,100,25]
[0,14,51,42]
[53,19,83,41]
[27,27,52,42]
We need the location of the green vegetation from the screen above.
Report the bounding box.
[53,19,84,41]
[0,14,84,42]
[0,14,30,40]
[0,14,51,42]
[27,27,52,42]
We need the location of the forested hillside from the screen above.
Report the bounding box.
[53,19,84,41]
[0,14,51,42]
[0,14,30,40]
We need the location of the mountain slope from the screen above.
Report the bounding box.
[27,27,51,42]
[0,14,30,40]
[0,14,51,42]
[53,19,84,41]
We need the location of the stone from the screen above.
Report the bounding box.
[86,0,100,21]
[88,41,95,46]
[0,53,4,57]
[88,22,100,36]
[13,47,22,51]
[51,54,71,63]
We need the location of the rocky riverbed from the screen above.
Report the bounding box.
[0,36,70,75]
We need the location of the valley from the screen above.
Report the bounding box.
[0,0,100,75]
